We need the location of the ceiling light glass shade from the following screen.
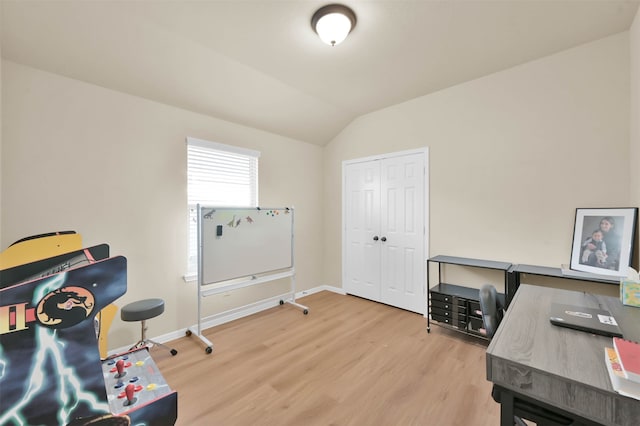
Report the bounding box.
[311,4,357,46]
[316,13,351,46]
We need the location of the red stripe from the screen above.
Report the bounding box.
[26,308,36,322]
[83,248,96,263]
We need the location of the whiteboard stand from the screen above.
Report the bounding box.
[187,205,308,354]
[278,270,309,315]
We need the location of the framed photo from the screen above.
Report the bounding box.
[570,207,638,277]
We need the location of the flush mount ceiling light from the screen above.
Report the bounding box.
[311,4,357,46]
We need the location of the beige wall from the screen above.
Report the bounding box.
[323,33,631,294]
[631,7,640,266]
[1,61,324,349]
[2,27,636,350]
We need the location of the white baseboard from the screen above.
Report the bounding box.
[108,284,345,356]
[298,284,346,297]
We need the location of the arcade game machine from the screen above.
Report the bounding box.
[0,232,178,425]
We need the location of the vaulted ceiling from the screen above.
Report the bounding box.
[2,1,638,146]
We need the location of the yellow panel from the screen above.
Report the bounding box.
[0,233,83,270]
[97,304,118,358]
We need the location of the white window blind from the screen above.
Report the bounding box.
[186,137,259,278]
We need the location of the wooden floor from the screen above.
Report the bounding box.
[152,291,501,425]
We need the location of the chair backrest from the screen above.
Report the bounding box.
[478,284,504,338]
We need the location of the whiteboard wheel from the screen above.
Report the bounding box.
[205,346,213,354]
[279,300,284,305]
[303,309,309,315]
[185,330,192,336]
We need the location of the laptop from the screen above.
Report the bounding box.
[549,303,623,338]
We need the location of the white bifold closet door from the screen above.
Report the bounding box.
[343,150,426,314]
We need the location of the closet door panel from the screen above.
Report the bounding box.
[344,161,381,301]
[380,154,425,313]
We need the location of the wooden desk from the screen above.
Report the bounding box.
[486,284,640,426]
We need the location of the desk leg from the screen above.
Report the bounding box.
[500,391,515,426]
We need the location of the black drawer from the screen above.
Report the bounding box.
[430,306,463,319]
[468,306,482,318]
[431,313,466,328]
[469,300,481,315]
[430,292,466,306]
[467,316,485,334]
[430,299,466,314]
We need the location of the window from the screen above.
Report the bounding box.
[186,137,259,278]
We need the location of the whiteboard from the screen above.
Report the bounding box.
[198,206,293,284]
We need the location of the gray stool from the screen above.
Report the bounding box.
[120,298,177,356]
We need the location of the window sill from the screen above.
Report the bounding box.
[183,273,197,283]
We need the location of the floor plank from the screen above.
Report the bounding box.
[152,291,500,425]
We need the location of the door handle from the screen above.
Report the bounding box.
[373,236,379,241]
[381,236,387,242]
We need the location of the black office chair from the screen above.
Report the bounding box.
[479,284,572,426]
[478,284,504,338]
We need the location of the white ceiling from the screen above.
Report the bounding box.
[2,1,638,146]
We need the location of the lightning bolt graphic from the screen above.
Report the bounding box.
[0,345,5,379]
[0,273,110,425]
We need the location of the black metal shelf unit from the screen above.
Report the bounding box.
[427,255,512,338]
[509,264,620,289]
